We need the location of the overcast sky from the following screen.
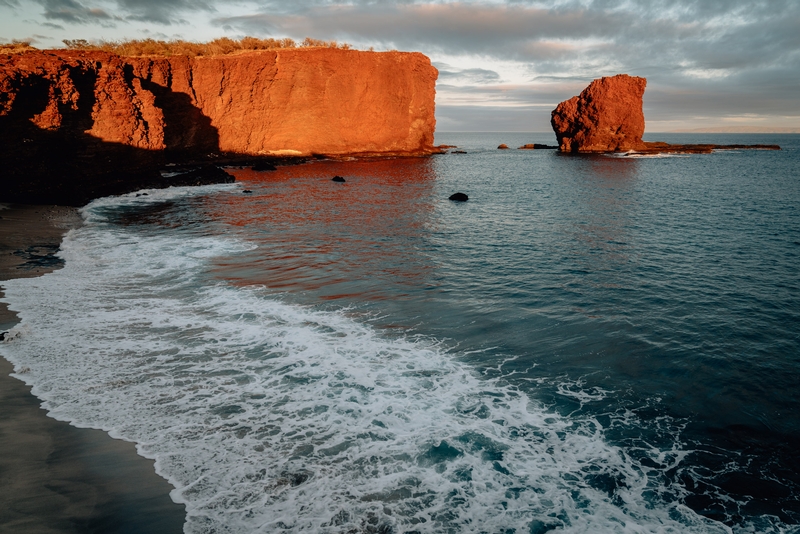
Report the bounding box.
[2,0,799,132]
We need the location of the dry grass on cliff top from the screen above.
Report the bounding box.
[59,37,356,57]
[0,40,36,54]
[2,37,357,57]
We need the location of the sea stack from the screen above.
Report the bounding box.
[550,74,647,153]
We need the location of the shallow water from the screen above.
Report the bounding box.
[2,133,799,533]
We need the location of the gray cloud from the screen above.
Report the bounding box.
[435,63,501,84]
[436,104,556,133]
[34,0,216,25]
[38,0,113,23]
[114,0,215,24]
[5,0,797,128]
[214,2,800,74]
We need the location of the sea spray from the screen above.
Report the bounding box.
[0,185,740,533]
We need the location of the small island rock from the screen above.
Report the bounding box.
[497,144,509,149]
[332,176,346,182]
[449,193,468,202]
[550,74,647,153]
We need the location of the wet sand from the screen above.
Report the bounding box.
[0,204,185,533]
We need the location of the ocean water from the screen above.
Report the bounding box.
[2,133,799,533]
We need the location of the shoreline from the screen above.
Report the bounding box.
[0,204,185,533]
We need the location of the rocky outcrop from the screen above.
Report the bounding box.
[518,144,557,150]
[0,48,438,204]
[549,75,779,155]
[550,74,647,153]
[637,142,780,154]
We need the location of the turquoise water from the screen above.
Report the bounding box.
[2,133,798,533]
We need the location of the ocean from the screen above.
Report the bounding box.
[2,133,799,533]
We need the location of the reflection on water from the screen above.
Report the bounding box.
[571,156,640,284]
[212,158,438,300]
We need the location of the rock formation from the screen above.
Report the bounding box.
[549,74,779,154]
[518,144,557,150]
[0,48,438,204]
[550,74,647,153]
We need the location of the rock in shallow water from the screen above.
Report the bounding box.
[332,176,346,183]
[551,74,647,153]
[251,161,277,172]
[449,193,468,202]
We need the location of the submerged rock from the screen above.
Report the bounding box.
[449,193,468,202]
[251,160,277,171]
[551,74,647,153]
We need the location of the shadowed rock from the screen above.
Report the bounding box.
[449,192,468,201]
[518,143,558,150]
[166,165,234,186]
[251,160,277,171]
[332,176,346,183]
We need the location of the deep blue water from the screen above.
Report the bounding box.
[2,133,799,533]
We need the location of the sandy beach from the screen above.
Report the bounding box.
[0,204,185,533]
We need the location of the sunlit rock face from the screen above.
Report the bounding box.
[0,48,438,203]
[550,74,647,153]
[1,48,439,157]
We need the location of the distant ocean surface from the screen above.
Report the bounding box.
[2,133,799,533]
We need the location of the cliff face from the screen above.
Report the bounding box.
[550,74,647,153]
[1,48,438,157]
[0,48,438,203]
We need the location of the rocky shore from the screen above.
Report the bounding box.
[0,204,185,533]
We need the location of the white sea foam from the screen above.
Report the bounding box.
[605,152,691,159]
[1,187,734,533]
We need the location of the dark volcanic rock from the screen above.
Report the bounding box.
[449,193,468,202]
[518,144,558,150]
[332,176,346,182]
[251,160,277,171]
[551,74,647,153]
[165,165,235,187]
[637,142,780,154]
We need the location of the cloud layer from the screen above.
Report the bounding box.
[1,0,798,130]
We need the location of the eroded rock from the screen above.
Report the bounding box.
[550,74,647,153]
[0,48,439,204]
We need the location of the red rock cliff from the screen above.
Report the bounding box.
[550,74,647,153]
[1,48,438,157]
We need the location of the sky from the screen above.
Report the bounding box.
[1,0,799,132]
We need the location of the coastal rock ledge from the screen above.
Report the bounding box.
[0,48,438,204]
[550,74,647,153]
